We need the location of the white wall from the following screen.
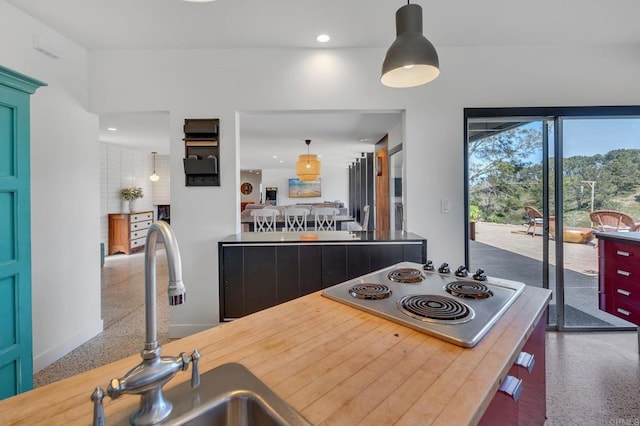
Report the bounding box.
[87,45,640,336]
[261,166,348,207]
[0,1,102,371]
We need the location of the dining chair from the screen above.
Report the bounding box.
[314,207,339,231]
[251,208,278,232]
[347,205,370,231]
[284,208,309,232]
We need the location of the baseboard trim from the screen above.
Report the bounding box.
[169,323,217,339]
[33,319,103,373]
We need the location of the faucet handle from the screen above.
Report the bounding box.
[91,386,106,426]
[190,349,201,389]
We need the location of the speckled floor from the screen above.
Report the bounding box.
[545,331,640,425]
[33,248,170,387]
[32,253,640,425]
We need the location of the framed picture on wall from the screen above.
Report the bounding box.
[288,178,321,198]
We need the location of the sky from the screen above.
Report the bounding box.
[562,118,640,157]
[473,118,640,165]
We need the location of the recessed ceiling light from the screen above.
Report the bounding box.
[359,138,369,142]
[272,155,278,159]
[182,0,215,2]
[107,127,117,131]
[279,160,284,163]
[316,34,330,43]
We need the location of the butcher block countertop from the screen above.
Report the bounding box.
[0,286,550,425]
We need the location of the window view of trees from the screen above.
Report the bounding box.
[469,124,640,226]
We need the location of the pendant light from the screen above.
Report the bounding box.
[381,1,440,88]
[295,139,321,182]
[149,151,160,182]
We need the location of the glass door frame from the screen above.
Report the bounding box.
[464,106,640,331]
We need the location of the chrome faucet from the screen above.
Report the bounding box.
[93,221,200,426]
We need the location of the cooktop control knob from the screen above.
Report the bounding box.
[438,263,451,274]
[455,266,468,277]
[423,260,435,271]
[473,268,488,281]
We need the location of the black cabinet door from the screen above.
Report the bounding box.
[321,245,347,287]
[221,246,244,319]
[403,242,426,263]
[346,245,370,279]
[243,246,277,315]
[276,245,300,304]
[300,245,322,294]
[370,244,404,271]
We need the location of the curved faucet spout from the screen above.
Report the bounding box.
[96,221,199,426]
[144,221,185,352]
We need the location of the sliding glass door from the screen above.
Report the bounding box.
[465,107,640,330]
[465,118,555,323]
[561,117,640,328]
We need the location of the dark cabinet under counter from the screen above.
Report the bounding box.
[218,231,427,321]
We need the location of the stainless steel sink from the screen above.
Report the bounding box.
[108,363,310,426]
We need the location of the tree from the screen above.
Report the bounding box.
[469,125,543,222]
[469,127,640,224]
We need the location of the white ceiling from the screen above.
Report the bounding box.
[13,0,640,167]
[8,0,640,50]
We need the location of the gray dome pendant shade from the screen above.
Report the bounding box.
[381,3,440,88]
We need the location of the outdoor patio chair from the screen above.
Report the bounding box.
[524,206,544,237]
[590,210,640,232]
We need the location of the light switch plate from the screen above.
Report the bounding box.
[441,199,450,213]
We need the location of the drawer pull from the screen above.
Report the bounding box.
[616,250,631,257]
[616,289,631,297]
[617,270,631,277]
[515,351,535,373]
[498,375,523,402]
[616,308,631,316]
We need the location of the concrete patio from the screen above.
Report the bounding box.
[469,222,635,328]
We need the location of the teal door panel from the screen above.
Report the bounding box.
[0,66,45,399]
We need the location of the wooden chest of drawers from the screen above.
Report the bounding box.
[108,211,154,255]
[597,233,640,325]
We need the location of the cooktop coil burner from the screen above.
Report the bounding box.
[387,268,425,284]
[397,294,474,324]
[349,284,392,300]
[445,281,494,299]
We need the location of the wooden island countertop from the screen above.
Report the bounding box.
[0,286,550,425]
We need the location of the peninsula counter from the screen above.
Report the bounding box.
[218,231,427,320]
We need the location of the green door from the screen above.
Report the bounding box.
[0,66,45,399]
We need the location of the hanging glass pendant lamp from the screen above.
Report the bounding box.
[295,139,321,182]
[149,151,160,182]
[381,1,440,88]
